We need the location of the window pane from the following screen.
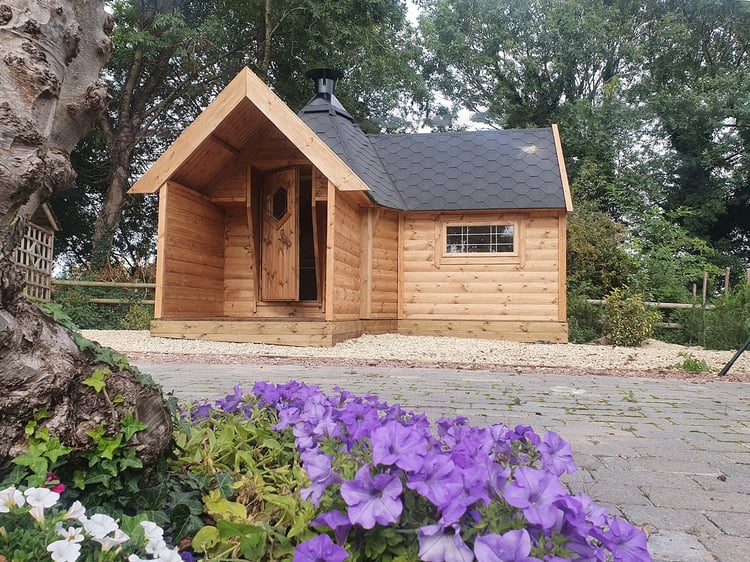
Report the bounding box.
[446,225,514,253]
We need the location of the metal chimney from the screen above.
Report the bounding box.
[301,68,352,119]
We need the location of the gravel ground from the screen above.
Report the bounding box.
[81,330,750,382]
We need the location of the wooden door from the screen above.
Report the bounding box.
[261,168,298,300]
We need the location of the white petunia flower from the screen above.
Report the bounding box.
[141,520,164,541]
[24,487,60,508]
[155,548,183,562]
[82,513,119,538]
[55,522,85,543]
[145,537,167,555]
[29,504,46,522]
[128,555,150,562]
[64,500,86,521]
[0,486,25,512]
[47,539,82,562]
[93,528,130,551]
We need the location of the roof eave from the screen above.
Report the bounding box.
[552,124,574,213]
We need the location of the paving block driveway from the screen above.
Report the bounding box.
[134,361,750,562]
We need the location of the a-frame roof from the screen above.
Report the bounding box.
[128,67,371,195]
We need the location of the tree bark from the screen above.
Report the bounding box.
[0,0,171,471]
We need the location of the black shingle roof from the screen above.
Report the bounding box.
[299,95,566,212]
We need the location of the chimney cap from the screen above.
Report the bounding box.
[300,67,352,120]
[305,68,344,81]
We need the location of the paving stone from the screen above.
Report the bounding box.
[645,487,750,512]
[648,531,714,562]
[703,510,750,537]
[700,534,749,562]
[618,504,717,536]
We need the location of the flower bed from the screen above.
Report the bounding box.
[1,382,651,561]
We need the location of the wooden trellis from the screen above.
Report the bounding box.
[15,204,58,301]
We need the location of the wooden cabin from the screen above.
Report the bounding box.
[129,68,573,346]
[15,203,59,301]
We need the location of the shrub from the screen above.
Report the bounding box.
[702,283,750,350]
[121,304,154,330]
[567,292,602,343]
[601,287,661,346]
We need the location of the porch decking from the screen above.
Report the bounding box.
[150,319,568,347]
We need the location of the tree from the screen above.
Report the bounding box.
[637,0,750,259]
[0,0,170,471]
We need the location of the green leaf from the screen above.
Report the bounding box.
[121,411,148,441]
[192,525,220,552]
[11,451,48,475]
[217,520,266,560]
[171,503,205,540]
[83,368,109,392]
[97,434,123,460]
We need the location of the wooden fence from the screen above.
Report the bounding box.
[51,279,156,305]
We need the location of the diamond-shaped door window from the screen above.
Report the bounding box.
[271,188,288,221]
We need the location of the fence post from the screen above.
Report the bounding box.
[702,272,708,306]
[724,267,731,294]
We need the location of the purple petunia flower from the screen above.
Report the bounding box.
[190,402,212,421]
[371,420,429,472]
[602,517,651,562]
[474,530,542,562]
[338,402,381,442]
[300,450,342,505]
[293,534,349,562]
[504,467,567,529]
[418,523,474,562]
[215,385,244,413]
[437,461,492,524]
[340,465,403,529]
[311,509,351,545]
[406,451,463,508]
[538,431,577,476]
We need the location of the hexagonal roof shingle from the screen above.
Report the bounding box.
[300,95,568,212]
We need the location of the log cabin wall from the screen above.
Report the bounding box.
[400,210,564,324]
[157,182,225,318]
[223,205,256,316]
[330,190,362,320]
[369,209,399,318]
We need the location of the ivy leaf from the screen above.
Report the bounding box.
[121,411,148,441]
[97,435,123,460]
[83,368,109,393]
[73,333,97,352]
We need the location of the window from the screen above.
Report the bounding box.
[446,224,514,254]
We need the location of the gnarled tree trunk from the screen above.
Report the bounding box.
[0,0,171,472]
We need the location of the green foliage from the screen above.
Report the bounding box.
[601,287,661,347]
[567,292,602,343]
[9,412,73,488]
[669,352,712,373]
[626,207,723,303]
[567,199,637,298]
[121,303,154,330]
[171,405,313,559]
[702,284,750,350]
